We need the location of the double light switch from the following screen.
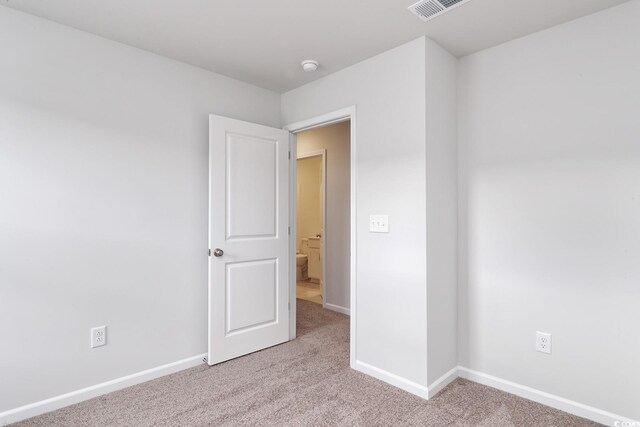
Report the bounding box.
[369,214,389,233]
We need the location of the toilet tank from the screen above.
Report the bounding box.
[300,238,309,255]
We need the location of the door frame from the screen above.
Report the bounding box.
[295,149,327,310]
[284,105,357,369]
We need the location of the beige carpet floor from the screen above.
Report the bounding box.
[15,300,599,426]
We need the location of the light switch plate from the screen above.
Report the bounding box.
[369,214,389,233]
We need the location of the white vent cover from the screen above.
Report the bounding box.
[408,0,471,22]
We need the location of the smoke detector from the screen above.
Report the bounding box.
[301,60,319,72]
[408,0,471,22]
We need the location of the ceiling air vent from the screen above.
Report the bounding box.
[408,0,471,22]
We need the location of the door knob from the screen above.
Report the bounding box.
[213,248,224,257]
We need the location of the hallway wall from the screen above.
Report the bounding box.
[296,156,323,250]
[283,39,429,387]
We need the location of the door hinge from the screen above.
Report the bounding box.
[288,226,291,235]
[208,249,211,256]
[288,151,291,160]
[288,302,291,311]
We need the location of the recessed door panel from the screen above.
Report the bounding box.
[227,133,277,239]
[226,259,277,335]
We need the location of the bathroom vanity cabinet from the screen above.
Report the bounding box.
[308,237,322,283]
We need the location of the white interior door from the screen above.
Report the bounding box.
[208,115,290,365]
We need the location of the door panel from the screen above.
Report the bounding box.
[226,259,277,335]
[226,133,277,239]
[208,115,290,365]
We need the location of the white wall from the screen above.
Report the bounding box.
[5,0,635,420]
[0,6,280,413]
[424,38,458,386]
[283,38,429,387]
[457,1,640,420]
[297,121,351,311]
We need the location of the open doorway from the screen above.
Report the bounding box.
[206,110,355,368]
[293,120,351,327]
[295,150,325,305]
[285,106,356,368]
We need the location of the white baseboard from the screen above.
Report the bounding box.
[427,366,458,398]
[0,353,206,426]
[354,360,429,399]
[3,356,635,427]
[458,366,638,427]
[353,362,637,426]
[324,302,350,315]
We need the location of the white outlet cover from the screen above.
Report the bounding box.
[536,331,551,354]
[91,325,107,348]
[369,214,389,233]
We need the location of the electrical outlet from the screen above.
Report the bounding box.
[536,331,551,354]
[91,326,106,348]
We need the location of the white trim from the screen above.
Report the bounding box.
[324,303,350,316]
[288,133,297,340]
[284,107,353,134]
[458,366,638,426]
[355,360,429,399]
[348,109,356,370]
[296,149,327,311]
[285,106,357,370]
[0,354,206,426]
[296,149,326,159]
[3,357,632,427]
[349,362,637,426]
[427,366,458,399]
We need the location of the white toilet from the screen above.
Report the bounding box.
[296,253,308,281]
